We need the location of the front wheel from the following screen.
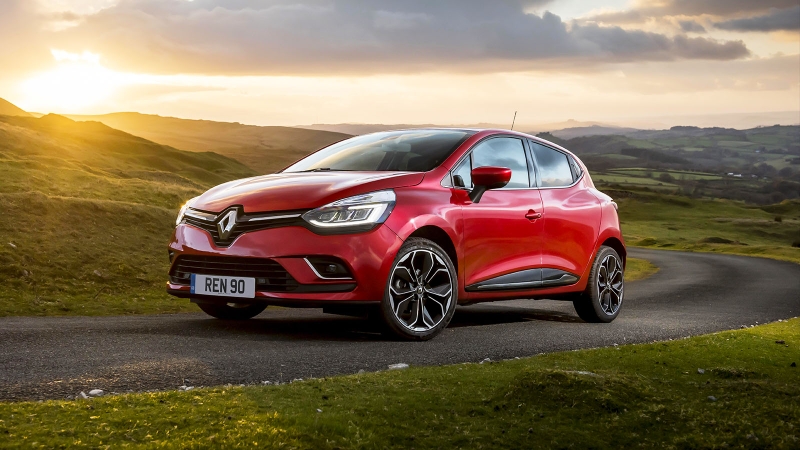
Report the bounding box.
[573,246,624,323]
[197,302,266,320]
[379,238,458,341]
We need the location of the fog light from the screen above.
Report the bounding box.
[305,257,353,279]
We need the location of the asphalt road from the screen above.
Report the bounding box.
[1,248,798,401]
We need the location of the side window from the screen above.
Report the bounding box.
[531,142,574,187]
[471,138,530,188]
[452,157,471,188]
[569,156,583,182]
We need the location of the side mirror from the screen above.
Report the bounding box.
[470,166,511,203]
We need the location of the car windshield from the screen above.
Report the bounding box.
[283,129,474,173]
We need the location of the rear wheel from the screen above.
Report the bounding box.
[379,238,457,341]
[573,246,624,323]
[197,302,266,320]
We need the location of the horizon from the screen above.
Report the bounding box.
[1,1,799,128]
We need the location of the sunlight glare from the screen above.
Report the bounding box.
[20,49,127,112]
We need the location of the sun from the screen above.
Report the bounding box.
[20,49,126,113]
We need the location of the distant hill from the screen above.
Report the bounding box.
[548,125,642,140]
[65,113,350,174]
[0,98,31,117]
[301,123,444,135]
[302,119,615,136]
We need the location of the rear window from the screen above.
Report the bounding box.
[531,142,574,188]
[283,130,473,173]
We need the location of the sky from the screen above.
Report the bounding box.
[1,0,798,128]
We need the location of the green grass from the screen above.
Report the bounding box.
[609,168,723,181]
[624,257,658,281]
[0,114,257,316]
[1,318,797,449]
[613,189,800,264]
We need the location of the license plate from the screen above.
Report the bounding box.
[191,274,256,298]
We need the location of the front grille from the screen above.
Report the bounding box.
[183,208,306,247]
[169,255,299,292]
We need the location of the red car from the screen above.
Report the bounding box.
[168,129,626,340]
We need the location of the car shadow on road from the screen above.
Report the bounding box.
[450,305,583,327]
[139,303,583,341]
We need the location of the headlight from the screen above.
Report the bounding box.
[302,190,396,230]
[176,196,199,226]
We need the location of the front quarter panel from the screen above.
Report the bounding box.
[382,184,466,297]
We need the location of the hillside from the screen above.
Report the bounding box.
[539,125,800,204]
[0,114,256,316]
[66,113,350,174]
[0,98,32,117]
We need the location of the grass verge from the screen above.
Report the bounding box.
[2,319,797,449]
[624,257,658,281]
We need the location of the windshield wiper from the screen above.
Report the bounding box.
[292,167,333,172]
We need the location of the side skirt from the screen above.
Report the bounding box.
[465,268,579,292]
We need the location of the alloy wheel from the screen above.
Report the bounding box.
[388,249,453,332]
[597,254,624,315]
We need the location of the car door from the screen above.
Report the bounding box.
[453,136,544,289]
[529,141,601,281]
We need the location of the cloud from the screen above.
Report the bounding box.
[635,0,799,17]
[42,0,752,76]
[678,20,706,33]
[587,0,799,27]
[715,6,800,32]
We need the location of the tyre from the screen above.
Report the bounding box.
[379,238,458,341]
[573,246,624,323]
[197,302,267,320]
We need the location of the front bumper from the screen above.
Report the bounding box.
[166,223,403,304]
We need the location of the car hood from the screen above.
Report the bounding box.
[191,171,425,213]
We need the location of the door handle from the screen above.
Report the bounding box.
[525,210,542,221]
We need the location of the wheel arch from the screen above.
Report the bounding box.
[408,225,458,274]
[600,236,627,268]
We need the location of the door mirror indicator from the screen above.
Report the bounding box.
[469,166,511,203]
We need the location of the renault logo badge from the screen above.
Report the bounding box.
[217,209,238,240]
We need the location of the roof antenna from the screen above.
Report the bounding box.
[510,111,517,131]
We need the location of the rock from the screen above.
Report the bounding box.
[707,396,717,402]
[292,378,303,383]
[776,340,785,345]
[479,358,491,364]
[77,391,89,399]
[388,363,409,370]
[565,370,598,377]
[357,369,365,374]
[178,385,194,391]
[93,270,103,277]
[697,369,705,374]
[8,243,16,249]
[185,386,194,391]
[88,389,104,397]
[261,381,271,385]
[316,408,322,413]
